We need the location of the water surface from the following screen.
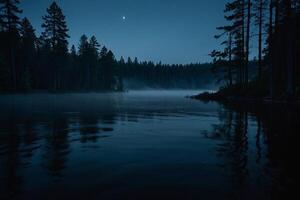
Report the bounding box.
[0,90,296,200]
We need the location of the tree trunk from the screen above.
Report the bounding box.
[258,0,263,80]
[245,0,251,85]
[241,0,246,86]
[273,0,280,96]
[285,0,293,95]
[7,4,17,91]
[268,0,274,97]
[228,32,233,86]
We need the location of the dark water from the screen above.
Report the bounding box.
[0,91,296,200]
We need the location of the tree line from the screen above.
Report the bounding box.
[0,0,216,92]
[211,0,300,98]
[118,57,214,89]
[0,0,124,92]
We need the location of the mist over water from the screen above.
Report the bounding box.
[0,90,296,200]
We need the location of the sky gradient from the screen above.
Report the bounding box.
[20,0,227,64]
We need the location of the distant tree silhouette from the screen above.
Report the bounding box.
[119,56,125,65]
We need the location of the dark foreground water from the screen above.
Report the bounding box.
[0,91,296,200]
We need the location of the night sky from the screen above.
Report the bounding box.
[21,0,228,64]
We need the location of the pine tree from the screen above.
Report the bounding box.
[225,0,246,85]
[0,0,22,32]
[78,35,88,56]
[89,36,100,57]
[20,17,36,90]
[211,0,246,87]
[41,1,69,90]
[0,0,22,90]
[100,46,108,58]
[41,1,69,54]
[210,23,236,86]
[254,0,268,80]
[101,49,116,90]
[245,0,251,84]
[78,35,89,89]
[88,35,100,89]
[20,18,36,47]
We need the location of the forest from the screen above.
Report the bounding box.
[0,1,214,92]
[208,0,300,100]
[1,0,299,97]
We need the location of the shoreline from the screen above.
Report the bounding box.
[0,89,125,95]
[189,91,300,106]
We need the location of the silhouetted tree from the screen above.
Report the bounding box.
[0,0,219,92]
[78,34,90,89]
[41,1,69,91]
[211,0,247,88]
[253,0,268,80]
[101,49,116,90]
[0,0,22,91]
[210,24,235,86]
[212,0,300,99]
[88,35,100,89]
[19,18,36,90]
[245,0,252,84]
[223,0,247,86]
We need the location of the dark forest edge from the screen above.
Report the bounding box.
[192,0,300,103]
[0,1,216,93]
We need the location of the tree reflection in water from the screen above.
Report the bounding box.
[203,102,297,200]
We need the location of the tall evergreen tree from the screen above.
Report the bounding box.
[254,0,268,80]
[212,0,246,87]
[41,1,69,90]
[100,46,108,58]
[0,0,22,32]
[89,36,100,57]
[101,50,116,90]
[78,34,89,89]
[0,0,22,90]
[88,35,100,89]
[245,0,252,84]
[19,17,36,90]
[210,27,234,86]
[41,1,69,54]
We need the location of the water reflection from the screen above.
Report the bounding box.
[42,114,70,179]
[0,92,297,200]
[204,102,297,199]
[0,94,119,199]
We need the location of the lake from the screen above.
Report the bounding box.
[0,90,296,200]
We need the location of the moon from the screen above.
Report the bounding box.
[122,16,126,20]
